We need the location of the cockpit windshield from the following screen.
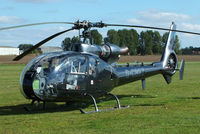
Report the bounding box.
[21,52,88,87]
[34,54,88,83]
[20,52,89,100]
[25,53,88,76]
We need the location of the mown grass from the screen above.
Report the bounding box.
[0,62,200,134]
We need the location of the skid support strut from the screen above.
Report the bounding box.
[107,92,121,108]
[80,93,99,114]
[24,100,46,112]
[80,92,129,114]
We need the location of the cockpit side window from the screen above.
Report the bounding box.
[67,55,88,75]
[88,56,97,76]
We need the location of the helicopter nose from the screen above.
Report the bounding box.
[20,70,38,100]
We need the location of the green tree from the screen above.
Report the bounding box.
[18,44,33,51]
[61,37,71,51]
[117,29,127,47]
[106,29,138,55]
[144,30,153,55]
[152,31,162,54]
[138,31,153,55]
[138,31,145,55]
[162,32,169,52]
[90,29,103,44]
[181,46,192,55]
[18,44,41,54]
[181,46,200,55]
[162,32,181,54]
[128,29,139,55]
[174,35,181,54]
[117,29,139,55]
[106,29,120,46]
[71,36,80,44]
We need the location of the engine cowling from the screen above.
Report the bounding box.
[100,44,128,64]
[72,43,128,64]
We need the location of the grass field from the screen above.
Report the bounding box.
[0,62,200,134]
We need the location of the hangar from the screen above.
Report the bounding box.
[0,46,19,55]
[0,46,62,55]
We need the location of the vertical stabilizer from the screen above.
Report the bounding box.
[160,22,177,68]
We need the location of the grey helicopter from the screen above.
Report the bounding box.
[2,20,199,113]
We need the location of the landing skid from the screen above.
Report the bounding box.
[23,93,130,113]
[80,93,130,114]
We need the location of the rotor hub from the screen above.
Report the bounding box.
[72,20,105,43]
[73,20,105,30]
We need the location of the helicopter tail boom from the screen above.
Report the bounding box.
[115,22,185,89]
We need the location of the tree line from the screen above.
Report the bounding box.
[17,29,199,55]
[62,29,182,55]
[181,46,200,55]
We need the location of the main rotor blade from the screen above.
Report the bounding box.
[13,28,75,61]
[105,23,200,35]
[0,22,74,31]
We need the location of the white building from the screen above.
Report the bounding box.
[0,46,19,55]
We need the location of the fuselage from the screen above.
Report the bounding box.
[20,51,169,102]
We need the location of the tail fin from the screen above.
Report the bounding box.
[160,22,178,84]
[179,59,185,80]
[161,22,178,69]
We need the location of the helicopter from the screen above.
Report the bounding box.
[2,20,200,114]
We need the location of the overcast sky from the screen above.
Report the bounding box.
[0,0,200,48]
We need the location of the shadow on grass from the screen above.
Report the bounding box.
[117,95,164,107]
[0,102,90,116]
[117,94,156,99]
[134,103,164,106]
[0,94,157,116]
[177,96,200,100]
